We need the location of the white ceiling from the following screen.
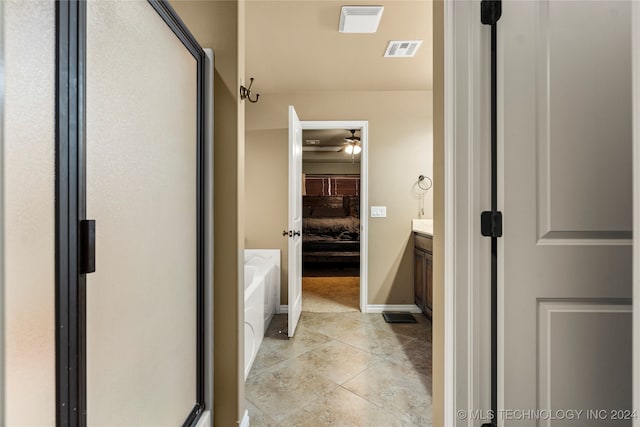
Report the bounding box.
[302,129,361,163]
[303,128,359,146]
[246,0,433,94]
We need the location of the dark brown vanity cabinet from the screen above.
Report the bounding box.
[414,232,433,318]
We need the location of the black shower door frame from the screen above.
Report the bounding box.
[55,1,206,426]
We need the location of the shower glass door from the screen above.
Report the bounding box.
[85,1,204,424]
[4,1,56,424]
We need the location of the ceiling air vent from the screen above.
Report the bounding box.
[305,139,321,145]
[384,40,423,58]
[339,6,384,33]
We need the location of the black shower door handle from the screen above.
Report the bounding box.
[80,219,96,274]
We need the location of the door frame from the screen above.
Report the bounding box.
[298,120,369,313]
[55,1,207,425]
[443,0,494,424]
[633,1,640,423]
[0,1,5,422]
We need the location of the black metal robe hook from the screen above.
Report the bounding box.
[240,77,260,103]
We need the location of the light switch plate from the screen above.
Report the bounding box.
[370,206,387,218]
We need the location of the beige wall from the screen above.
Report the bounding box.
[303,162,360,175]
[245,91,432,305]
[170,1,245,425]
[245,128,288,302]
[432,1,444,425]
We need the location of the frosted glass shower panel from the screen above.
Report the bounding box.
[86,1,198,424]
[4,0,56,424]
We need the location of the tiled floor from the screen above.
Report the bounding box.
[245,311,433,426]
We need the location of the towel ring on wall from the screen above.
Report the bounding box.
[417,175,432,191]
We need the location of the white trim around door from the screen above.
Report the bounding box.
[443,0,455,424]
[299,120,369,313]
[632,1,640,424]
[444,1,494,425]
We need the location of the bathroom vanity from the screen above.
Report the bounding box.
[412,220,433,319]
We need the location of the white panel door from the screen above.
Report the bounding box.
[500,1,632,425]
[288,106,303,337]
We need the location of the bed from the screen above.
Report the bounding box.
[302,196,360,264]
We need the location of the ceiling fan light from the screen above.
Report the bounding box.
[345,144,355,154]
[353,144,362,154]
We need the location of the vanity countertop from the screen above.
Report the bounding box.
[412,219,433,236]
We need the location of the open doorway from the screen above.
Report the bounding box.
[301,128,363,313]
[292,120,369,326]
[284,112,370,337]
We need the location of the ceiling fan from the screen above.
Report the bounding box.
[342,129,362,161]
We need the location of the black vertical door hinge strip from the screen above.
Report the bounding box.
[480,1,501,427]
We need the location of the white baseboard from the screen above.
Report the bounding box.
[279,304,420,314]
[240,410,249,427]
[195,410,211,427]
[365,304,422,314]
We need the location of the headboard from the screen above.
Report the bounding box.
[303,196,359,218]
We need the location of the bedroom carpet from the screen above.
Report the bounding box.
[302,276,360,313]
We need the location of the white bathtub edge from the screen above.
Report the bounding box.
[243,249,281,380]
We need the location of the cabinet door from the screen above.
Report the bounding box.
[425,251,433,316]
[414,248,426,310]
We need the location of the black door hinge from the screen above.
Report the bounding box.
[481,0,502,25]
[481,211,503,238]
[79,219,96,274]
